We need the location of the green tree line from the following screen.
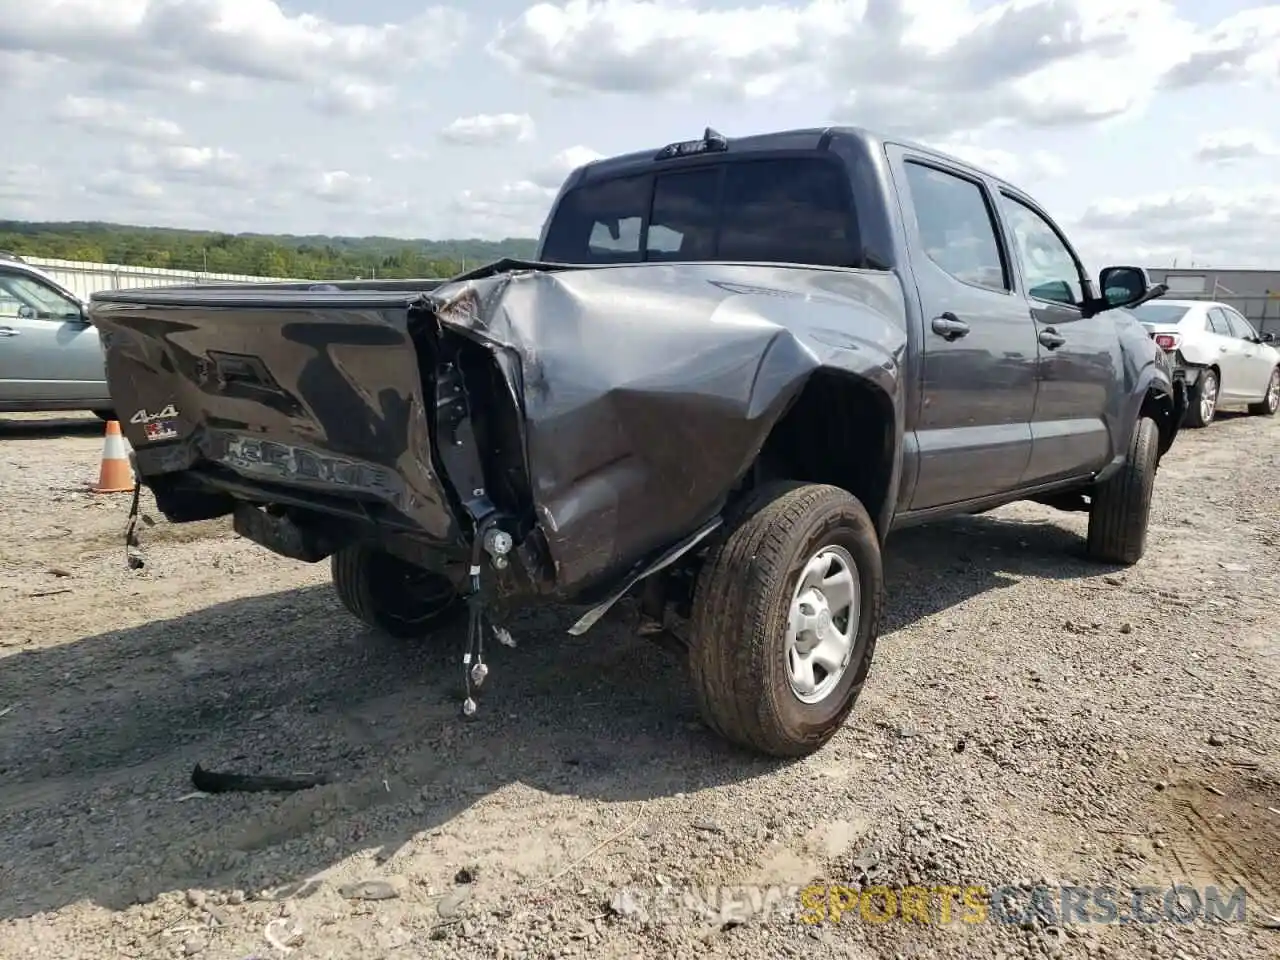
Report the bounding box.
[0,220,539,281]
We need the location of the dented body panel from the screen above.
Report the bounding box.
[87,123,1180,621]
[89,261,907,603]
[90,290,466,547]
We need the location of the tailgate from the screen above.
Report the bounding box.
[88,285,462,545]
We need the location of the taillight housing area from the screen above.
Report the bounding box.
[1152,333,1181,351]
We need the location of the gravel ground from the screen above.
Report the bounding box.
[0,410,1277,960]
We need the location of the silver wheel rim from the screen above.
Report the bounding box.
[785,544,860,704]
[1201,373,1217,421]
[1268,371,1279,412]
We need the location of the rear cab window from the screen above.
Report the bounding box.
[540,156,860,267]
[1131,303,1191,326]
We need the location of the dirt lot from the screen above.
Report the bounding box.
[1,410,1277,960]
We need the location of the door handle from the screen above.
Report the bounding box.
[0,326,20,337]
[1038,328,1066,349]
[1219,345,1229,352]
[931,313,970,341]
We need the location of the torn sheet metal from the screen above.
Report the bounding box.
[421,260,908,600]
[89,261,907,605]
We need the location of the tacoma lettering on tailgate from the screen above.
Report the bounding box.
[221,437,402,500]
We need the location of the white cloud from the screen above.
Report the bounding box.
[310,79,395,116]
[488,0,837,99]
[439,113,537,146]
[1073,186,1280,268]
[121,143,250,187]
[922,139,1067,183]
[388,145,432,162]
[451,180,557,238]
[0,0,1277,266]
[488,0,1208,138]
[529,145,605,188]
[0,164,51,207]
[1163,6,1280,89]
[1194,129,1279,164]
[84,171,166,202]
[448,144,615,237]
[307,170,374,203]
[93,64,216,96]
[0,0,468,104]
[0,50,55,88]
[53,95,184,142]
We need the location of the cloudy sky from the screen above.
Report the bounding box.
[1,0,1278,270]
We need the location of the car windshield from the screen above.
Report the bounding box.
[1130,303,1191,326]
[540,156,860,267]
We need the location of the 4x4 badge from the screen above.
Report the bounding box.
[130,404,178,424]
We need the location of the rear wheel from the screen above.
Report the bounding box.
[331,544,463,639]
[1247,367,1280,416]
[92,409,115,423]
[1184,368,1218,427]
[688,483,884,758]
[1086,416,1159,565]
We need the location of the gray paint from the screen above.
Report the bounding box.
[86,124,1180,612]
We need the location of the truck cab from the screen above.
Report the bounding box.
[534,126,1181,527]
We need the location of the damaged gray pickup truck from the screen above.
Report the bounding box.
[88,125,1183,758]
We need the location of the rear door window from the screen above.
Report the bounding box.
[1206,308,1232,335]
[902,161,1008,292]
[540,157,858,266]
[1222,307,1258,339]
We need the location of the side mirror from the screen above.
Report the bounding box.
[1261,332,1276,344]
[1093,265,1166,314]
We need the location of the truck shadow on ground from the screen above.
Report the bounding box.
[0,415,104,438]
[0,509,1116,920]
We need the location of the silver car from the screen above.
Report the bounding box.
[0,252,114,420]
[1131,298,1280,427]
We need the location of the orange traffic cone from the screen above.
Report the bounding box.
[91,420,136,494]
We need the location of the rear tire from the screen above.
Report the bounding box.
[1246,367,1279,416]
[1184,368,1217,428]
[688,483,884,758]
[331,544,463,639]
[1086,416,1159,565]
[92,409,115,422]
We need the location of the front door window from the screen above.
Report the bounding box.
[0,274,82,320]
[998,195,1085,307]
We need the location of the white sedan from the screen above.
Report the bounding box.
[1131,298,1280,427]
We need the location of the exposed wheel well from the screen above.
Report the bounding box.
[750,370,895,538]
[1140,384,1179,458]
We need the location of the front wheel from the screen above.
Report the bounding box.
[688,483,884,758]
[1086,416,1159,565]
[1246,367,1279,417]
[331,544,463,639]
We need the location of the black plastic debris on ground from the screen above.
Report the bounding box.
[191,763,331,794]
